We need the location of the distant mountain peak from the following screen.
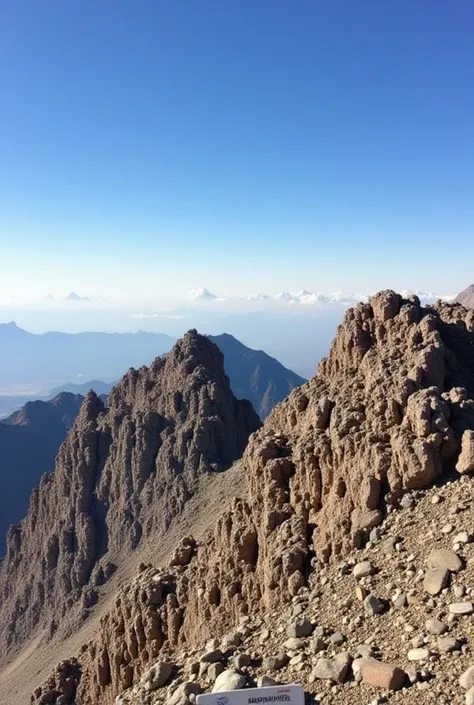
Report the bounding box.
[64,292,91,301]
[208,333,305,418]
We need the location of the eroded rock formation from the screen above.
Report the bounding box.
[38,291,474,705]
[0,331,260,663]
[17,293,474,705]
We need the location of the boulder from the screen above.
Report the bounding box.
[143,661,173,691]
[212,670,247,693]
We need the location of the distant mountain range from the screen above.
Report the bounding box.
[49,379,113,397]
[208,333,305,419]
[0,321,175,387]
[0,392,84,548]
[0,324,304,419]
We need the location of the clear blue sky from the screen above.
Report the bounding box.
[0,0,473,302]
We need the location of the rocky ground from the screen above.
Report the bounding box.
[97,472,474,705]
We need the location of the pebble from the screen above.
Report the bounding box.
[353,561,374,578]
[424,568,450,595]
[364,594,384,616]
[460,665,474,690]
[407,648,430,661]
[428,548,463,573]
[449,603,474,615]
[425,618,448,635]
[287,618,313,638]
[313,653,352,683]
[437,637,460,653]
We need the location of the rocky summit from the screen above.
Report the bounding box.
[3,291,474,705]
[455,284,474,310]
[0,331,260,664]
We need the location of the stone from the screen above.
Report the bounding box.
[233,654,251,669]
[453,532,471,545]
[262,654,289,671]
[360,660,406,690]
[423,568,450,595]
[287,618,313,638]
[200,649,224,664]
[257,676,279,687]
[143,661,173,691]
[309,637,327,654]
[364,594,384,616]
[428,548,463,573]
[289,653,304,666]
[437,637,460,653]
[392,593,407,609]
[357,509,383,530]
[356,585,367,601]
[170,537,195,567]
[313,653,352,683]
[353,561,374,578]
[425,618,448,636]
[449,603,474,615]
[407,649,430,662]
[212,670,247,693]
[167,682,202,705]
[456,430,474,474]
[460,666,474,690]
[222,632,243,649]
[283,637,305,650]
[329,631,345,645]
[207,663,225,680]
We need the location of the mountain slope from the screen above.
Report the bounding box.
[455,283,474,309]
[25,290,474,705]
[0,321,174,386]
[49,379,114,397]
[0,331,261,665]
[208,333,305,418]
[0,334,300,554]
[0,392,84,550]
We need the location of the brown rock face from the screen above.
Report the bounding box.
[455,284,474,309]
[0,331,260,663]
[29,293,474,704]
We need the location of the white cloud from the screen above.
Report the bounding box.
[189,287,220,302]
[186,288,455,308]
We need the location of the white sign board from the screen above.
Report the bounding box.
[197,684,305,705]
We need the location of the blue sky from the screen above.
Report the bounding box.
[0,0,473,305]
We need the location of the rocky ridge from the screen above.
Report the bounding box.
[455,285,474,310]
[30,291,474,705]
[0,331,260,661]
[35,462,474,705]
